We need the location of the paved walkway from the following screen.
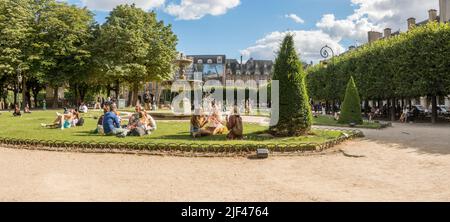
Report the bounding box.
[0,123,449,201]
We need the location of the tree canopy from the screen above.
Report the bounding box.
[0,1,178,108]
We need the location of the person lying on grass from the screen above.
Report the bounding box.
[41,109,80,130]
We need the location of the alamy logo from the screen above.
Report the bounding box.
[171,79,279,126]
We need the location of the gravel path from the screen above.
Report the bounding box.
[1,123,449,201]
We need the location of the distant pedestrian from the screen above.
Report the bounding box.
[143,90,152,111]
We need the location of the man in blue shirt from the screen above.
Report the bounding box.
[103,103,129,137]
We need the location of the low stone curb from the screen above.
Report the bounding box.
[0,129,364,157]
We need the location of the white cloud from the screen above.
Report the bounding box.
[285,14,305,24]
[317,0,439,43]
[317,14,381,43]
[241,0,440,62]
[165,0,240,20]
[80,0,165,11]
[240,30,344,63]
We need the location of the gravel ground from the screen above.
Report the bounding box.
[0,123,449,202]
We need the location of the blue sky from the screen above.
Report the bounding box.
[66,0,439,62]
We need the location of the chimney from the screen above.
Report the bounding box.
[440,0,450,22]
[407,17,416,30]
[368,31,382,43]
[429,9,438,21]
[384,28,392,38]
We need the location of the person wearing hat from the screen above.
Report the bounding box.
[190,108,211,138]
[226,105,243,140]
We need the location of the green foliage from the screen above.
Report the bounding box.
[307,22,450,101]
[94,4,178,104]
[338,77,363,125]
[269,34,312,136]
[0,1,178,107]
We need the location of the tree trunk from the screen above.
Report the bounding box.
[32,86,41,109]
[26,91,31,109]
[114,80,120,101]
[157,85,163,108]
[74,84,79,107]
[79,87,87,104]
[13,85,18,107]
[364,100,369,116]
[127,91,132,107]
[131,83,139,107]
[53,87,59,109]
[390,98,396,122]
[106,85,111,98]
[431,95,438,124]
[330,99,336,114]
[34,91,38,108]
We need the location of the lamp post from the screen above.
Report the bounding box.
[320,45,334,61]
[320,45,335,114]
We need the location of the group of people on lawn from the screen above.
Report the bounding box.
[41,107,84,129]
[95,102,157,137]
[38,100,243,140]
[190,102,243,140]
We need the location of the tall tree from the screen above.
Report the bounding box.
[269,34,312,137]
[96,4,178,106]
[36,1,95,107]
[0,0,34,108]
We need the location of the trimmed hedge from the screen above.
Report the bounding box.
[338,77,363,125]
[269,34,313,136]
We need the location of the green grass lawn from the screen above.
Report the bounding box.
[313,115,383,129]
[0,110,344,146]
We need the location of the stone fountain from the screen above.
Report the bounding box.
[172,53,203,115]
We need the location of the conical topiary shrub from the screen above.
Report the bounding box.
[269,34,312,137]
[338,76,363,125]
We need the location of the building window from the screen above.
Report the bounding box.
[198,59,203,64]
[217,56,223,64]
[207,59,213,64]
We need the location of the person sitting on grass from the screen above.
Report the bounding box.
[79,102,88,113]
[24,104,31,114]
[126,105,148,137]
[145,114,157,134]
[190,108,211,138]
[41,109,75,129]
[226,106,243,140]
[334,112,340,121]
[207,102,226,135]
[94,104,109,135]
[103,103,128,137]
[13,104,22,117]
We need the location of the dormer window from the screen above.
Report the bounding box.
[198,59,203,64]
[207,59,213,64]
[217,56,223,64]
